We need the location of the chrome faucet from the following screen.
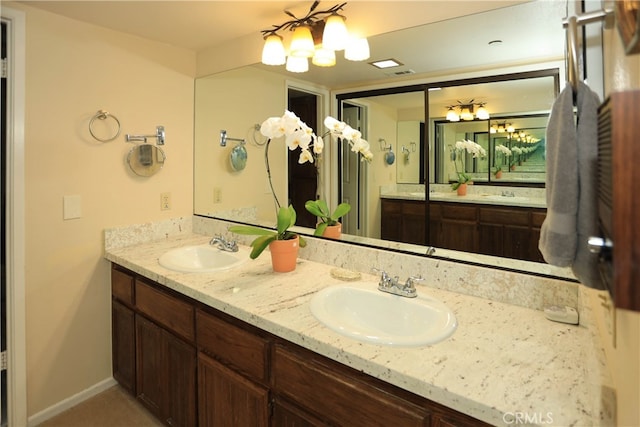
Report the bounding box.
[372,268,421,298]
[209,234,238,252]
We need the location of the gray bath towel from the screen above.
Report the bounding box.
[539,82,604,289]
[572,81,604,290]
[539,84,577,267]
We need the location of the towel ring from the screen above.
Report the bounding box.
[89,110,121,142]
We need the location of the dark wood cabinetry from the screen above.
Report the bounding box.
[111,264,490,427]
[382,198,546,262]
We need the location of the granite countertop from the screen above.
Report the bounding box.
[381,191,547,208]
[105,233,605,427]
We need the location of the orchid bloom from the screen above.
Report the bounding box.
[260,111,373,165]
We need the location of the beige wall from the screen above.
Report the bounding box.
[598,24,640,427]
[6,2,196,417]
[194,66,288,223]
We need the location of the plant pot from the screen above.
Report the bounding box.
[456,183,467,196]
[269,235,299,272]
[495,170,502,179]
[510,165,516,171]
[322,223,342,239]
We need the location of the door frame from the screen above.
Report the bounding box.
[1,7,27,427]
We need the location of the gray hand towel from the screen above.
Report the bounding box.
[572,81,604,290]
[539,85,577,267]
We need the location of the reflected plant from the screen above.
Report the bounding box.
[260,110,373,212]
[494,144,512,176]
[450,139,486,190]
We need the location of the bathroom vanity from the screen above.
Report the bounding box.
[112,263,488,426]
[381,188,547,262]
[104,220,611,427]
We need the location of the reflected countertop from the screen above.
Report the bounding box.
[381,188,547,209]
[105,231,608,427]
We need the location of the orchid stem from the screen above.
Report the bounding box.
[264,138,281,215]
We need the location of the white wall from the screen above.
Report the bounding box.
[6,2,196,418]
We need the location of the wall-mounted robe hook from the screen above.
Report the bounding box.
[126,126,165,145]
[220,130,245,147]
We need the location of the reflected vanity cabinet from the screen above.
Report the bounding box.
[111,263,491,427]
[382,198,546,262]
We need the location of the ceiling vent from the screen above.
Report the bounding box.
[384,69,416,77]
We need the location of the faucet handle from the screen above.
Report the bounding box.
[405,275,424,289]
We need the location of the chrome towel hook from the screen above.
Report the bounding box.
[126,126,165,145]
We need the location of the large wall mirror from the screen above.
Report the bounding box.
[194,0,577,280]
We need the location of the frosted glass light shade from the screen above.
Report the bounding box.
[345,37,370,61]
[476,105,490,120]
[286,55,309,73]
[312,46,336,67]
[460,107,474,121]
[290,25,315,57]
[446,109,460,122]
[261,34,286,65]
[323,14,348,51]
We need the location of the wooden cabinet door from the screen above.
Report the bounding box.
[112,300,135,394]
[381,199,402,241]
[136,315,197,427]
[402,201,426,245]
[271,397,328,427]
[198,353,269,427]
[440,219,477,252]
[165,332,197,427]
[136,315,165,417]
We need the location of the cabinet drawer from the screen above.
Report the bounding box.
[441,204,477,221]
[381,199,402,214]
[272,345,428,426]
[429,203,442,219]
[112,266,134,306]
[196,309,269,383]
[403,200,426,216]
[531,210,546,227]
[479,207,529,226]
[135,279,195,342]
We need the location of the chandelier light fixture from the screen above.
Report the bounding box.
[260,1,370,73]
[445,100,490,122]
[490,122,515,134]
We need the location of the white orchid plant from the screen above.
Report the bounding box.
[494,144,512,175]
[260,111,373,167]
[450,139,486,190]
[260,110,373,210]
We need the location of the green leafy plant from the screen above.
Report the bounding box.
[304,200,351,236]
[229,205,306,259]
[451,172,472,190]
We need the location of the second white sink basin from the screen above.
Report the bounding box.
[159,245,247,273]
[310,285,457,347]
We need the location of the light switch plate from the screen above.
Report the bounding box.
[63,195,82,220]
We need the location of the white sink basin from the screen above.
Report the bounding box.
[159,245,248,273]
[310,285,457,347]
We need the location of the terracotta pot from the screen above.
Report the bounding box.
[495,170,502,179]
[456,183,467,196]
[322,223,342,239]
[269,235,300,272]
[510,165,516,171]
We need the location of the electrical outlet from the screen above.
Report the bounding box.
[160,192,171,210]
[213,187,222,204]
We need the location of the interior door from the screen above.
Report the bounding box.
[340,103,367,236]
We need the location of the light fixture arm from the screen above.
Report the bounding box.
[261,2,347,36]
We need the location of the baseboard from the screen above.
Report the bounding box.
[28,377,117,426]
